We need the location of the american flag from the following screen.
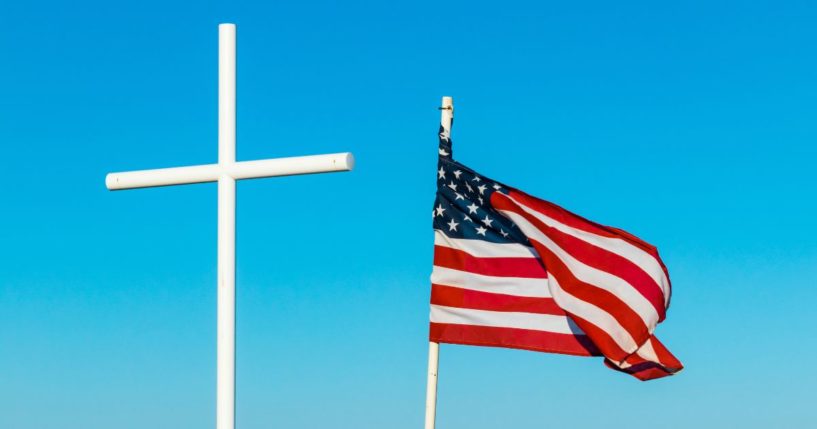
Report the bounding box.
[429,109,682,380]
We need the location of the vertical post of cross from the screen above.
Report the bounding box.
[425,95,453,429]
[217,23,237,429]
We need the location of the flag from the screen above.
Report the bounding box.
[429,117,682,381]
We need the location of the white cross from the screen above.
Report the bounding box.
[104,24,354,429]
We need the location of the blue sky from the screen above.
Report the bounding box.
[1,1,816,427]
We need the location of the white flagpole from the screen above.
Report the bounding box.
[425,95,454,429]
[424,341,440,429]
[217,23,237,429]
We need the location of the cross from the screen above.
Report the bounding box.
[104,23,354,429]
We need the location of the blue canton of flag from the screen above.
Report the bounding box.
[432,135,522,246]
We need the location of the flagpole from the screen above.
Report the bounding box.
[424,341,440,429]
[424,95,454,429]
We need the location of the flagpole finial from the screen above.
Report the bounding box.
[440,96,454,130]
[439,97,454,157]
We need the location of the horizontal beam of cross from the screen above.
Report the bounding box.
[105,152,354,190]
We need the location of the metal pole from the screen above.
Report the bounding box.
[425,96,453,429]
[424,341,440,429]
[217,23,236,429]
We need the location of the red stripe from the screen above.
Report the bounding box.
[431,284,565,315]
[603,337,683,380]
[506,189,662,259]
[536,224,666,321]
[434,245,547,278]
[605,342,683,381]
[603,359,677,381]
[430,322,599,357]
[643,336,683,370]
[565,313,632,363]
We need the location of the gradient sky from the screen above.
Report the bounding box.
[2,1,816,428]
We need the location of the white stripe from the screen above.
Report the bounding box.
[431,266,551,298]
[505,194,670,306]
[547,274,638,353]
[434,230,538,258]
[635,338,661,364]
[430,304,581,335]
[500,210,659,332]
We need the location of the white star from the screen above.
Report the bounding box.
[448,181,457,192]
[438,167,446,180]
[465,183,474,193]
[472,176,481,182]
[463,214,473,222]
[493,183,502,190]
[478,196,484,205]
[454,170,463,179]
[467,203,479,214]
[447,218,459,232]
[435,204,445,217]
[482,215,493,227]
[455,192,465,200]
[500,229,509,237]
[475,226,487,236]
[439,148,449,156]
[477,184,487,195]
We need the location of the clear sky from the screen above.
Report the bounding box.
[1,1,816,428]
